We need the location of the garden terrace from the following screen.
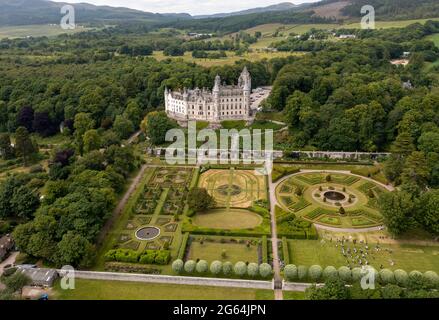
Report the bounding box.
[275,172,388,229]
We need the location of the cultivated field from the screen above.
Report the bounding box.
[0,24,91,39]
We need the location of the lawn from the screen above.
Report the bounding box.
[193,209,263,230]
[283,291,307,300]
[54,279,274,300]
[0,24,91,39]
[288,240,439,273]
[187,240,259,264]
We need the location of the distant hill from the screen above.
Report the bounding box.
[194,2,302,19]
[0,0,190,27]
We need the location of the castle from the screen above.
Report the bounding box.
[164,67,252,123]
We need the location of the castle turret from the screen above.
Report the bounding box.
[240,67,251,118]
[213,75,221,121]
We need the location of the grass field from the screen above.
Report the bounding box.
[152,50,301,67]
[54,279,274,300]
[187,240,259,263]
[426,33,439,48]
[0,24,91,39]
[289,240,439,273]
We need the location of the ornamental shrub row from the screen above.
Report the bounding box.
[172,259,273,279]
[283,264,439,288]
[105,249,171,265]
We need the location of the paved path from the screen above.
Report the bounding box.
[314,224,385,233]
[96,164,148,244]
[268,170,283,300]
[0,251,19,276]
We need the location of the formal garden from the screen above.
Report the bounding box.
[275,172,388,229]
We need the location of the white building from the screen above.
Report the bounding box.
[164,67,252,123]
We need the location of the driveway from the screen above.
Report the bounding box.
[0,251,19,275]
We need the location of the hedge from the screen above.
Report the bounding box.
[261,236,268,263]
[282,237,290,265]
[105,249,170,265]
[177,232,190,260]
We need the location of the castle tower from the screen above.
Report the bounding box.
[213,74,221,121]
[240,67,251,118]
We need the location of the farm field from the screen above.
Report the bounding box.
[54,279,274,300]
[288,239,439,273]
[152,50,301,67]
[0,24,91,39]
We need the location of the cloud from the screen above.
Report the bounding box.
[52,0,320,15]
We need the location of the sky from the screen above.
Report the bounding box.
[52,0,321,16]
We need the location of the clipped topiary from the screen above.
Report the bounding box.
[379,269,395,284]
[352,267,363,281]
[223,261,233,275]
[338,266,352,282]
[284,264,298,281]
[308,265,323,282]
[297,265,307,280]
[247,263,259,277]
[259,263,272,278]
[171,259,184,274]
[409,270,423,280]
[184,260,196,273]
[394,269,408,286]
[424,271,439,287]
[210,260,223,275]
[323,266,338,280]
[195,260,208,273]
[234,261,247,277]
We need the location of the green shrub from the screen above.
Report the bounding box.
[309,265,323,282]
[323,266,338,280]
[297,265,307,280]
[282,237,290,264]
[172,259,184,273]
[210,261,223,275]
[196,260,208,273]
[177,232,190,259]
[261,235,268,263]
[184,260,196,273]
[338,266,352,282]
[379,269,395,285]
[223,261,233,275]
[234,261,247,277]
[409,270,423,280]
[424,271,439,287]
[247,263,259,277]
[259,263,272,278]
[284,264,297,281]
[352,267,363,281]
[394,269,408,286]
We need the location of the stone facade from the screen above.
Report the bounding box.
[165,67,252,123]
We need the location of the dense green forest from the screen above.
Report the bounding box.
[340,0,439,21]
